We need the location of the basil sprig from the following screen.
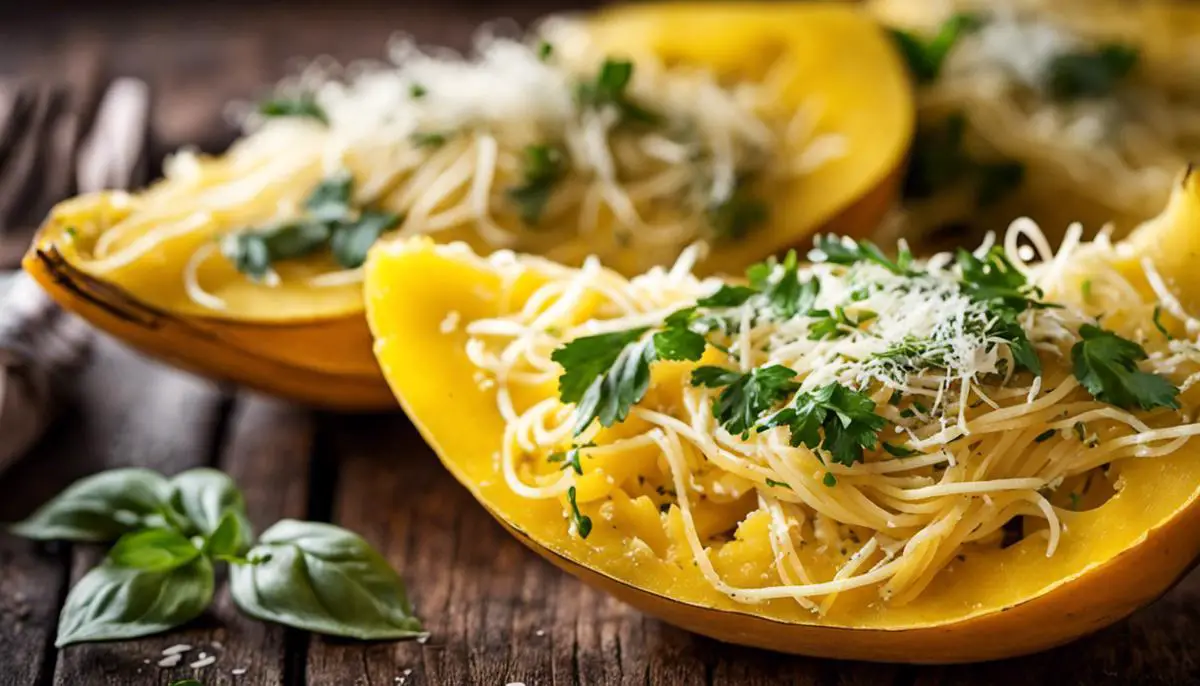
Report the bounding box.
[10,468,422,646]
[230,520,423,639]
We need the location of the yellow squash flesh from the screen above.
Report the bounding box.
[24,2,911,410]
[364,174,1200,663]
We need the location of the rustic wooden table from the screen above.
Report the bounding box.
[0,2,1198,684]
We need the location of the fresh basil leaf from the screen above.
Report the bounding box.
[108,528,200,572]
[10,468,169,542]
[229,520,423,640]
[166,469,253,555]
[202,511,243,559]
[56,557,214,647]
[331,210,402,269]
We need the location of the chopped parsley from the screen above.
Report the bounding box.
[1034,429,1057,443]
[537,40,554,61]
[1153,306,1173,340]
[748,250,819,320]
[567,486,592,538]
[691,365,799,437]
[1045,44,1139,101]
[1071,324,1180,411]
[822,472,838,488]
[697,284,758,308]
[257,95,328,124]
[759,382,886,467]
[410,131,450,148]
[888,12,984,84]
[409,83,427,99]
[575,58,661,126]
[812,235,913,276]
[882,442,921,457]
[707,181,768,241]
[508,144,568,226]
[903,113,1025,207]
[765,478,791,489]
[222,172,401,277]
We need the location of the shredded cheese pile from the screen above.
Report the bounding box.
[459,218,1200,611]
[79,18,842,312]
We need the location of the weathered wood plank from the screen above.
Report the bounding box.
[43,339,227,685]
[0,336,224,685]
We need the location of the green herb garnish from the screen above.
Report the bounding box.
[576,58,661,126]
[508,144,568,226]
[567,486,593,538]
[882,442,921,457]
[1153,306,1173,340]
[1035,429,1057,443]
[889,13,984,84]
[812,235,913,276]
[552,313,706,434]
[1045,44,1138,101]
[692,365,799,437]
[765,478,791,489]
[759,382,886,467]
[257,95,328,124]
[823,472,838,488]
[222,172,401,276]
[410,131,450,148]
[1071,324,1179,410]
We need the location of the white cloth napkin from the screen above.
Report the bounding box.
[0,271,92,469]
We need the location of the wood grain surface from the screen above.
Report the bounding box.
[0,2,1198,684]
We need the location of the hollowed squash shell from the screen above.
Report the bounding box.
[24,2,911,410]
[363,172,1200,663]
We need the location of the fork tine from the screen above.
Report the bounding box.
[0,84,59,233]
[75,77,151,194]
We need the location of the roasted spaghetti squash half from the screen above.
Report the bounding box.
[24,2,911,409]
[366,171,1200,662]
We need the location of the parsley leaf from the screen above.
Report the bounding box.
[330,210,402,269]
[708,181,768,241]
[747,250,819,320]
[303,172,354,221]
[508,144,568,226]
[1071,324,1179,410]
[220,221,331,280]
[1045,44,1138,101]
[653,309,707,361]
[576,58,661,126]
[888,13,984,84]
[552,328,649,405]
[759,382,885,467]
[691,365,798,437]
[697,285,759,308]
[553,316,706,434]
[1153,306,1173,340]
[257,95,328,124]
[812,235,912,276]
